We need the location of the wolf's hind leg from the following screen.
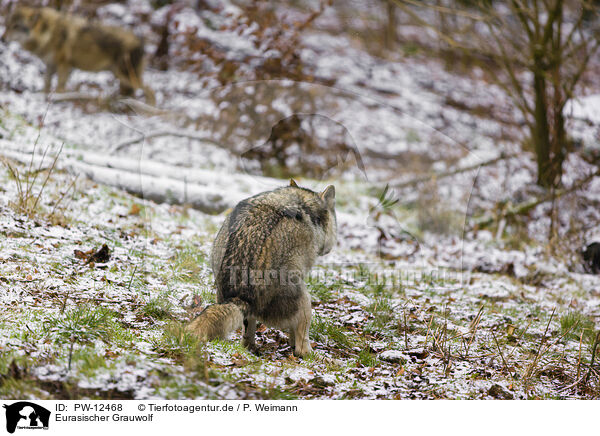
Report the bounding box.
[44,64,56,93]
[287,329,295,348]
[119,82,134,96]
[242,316,257,349]
[55,64,71,93]
[292,291,312,357]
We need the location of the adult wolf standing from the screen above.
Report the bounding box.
[187,180,337,357]
[1,6,155,104]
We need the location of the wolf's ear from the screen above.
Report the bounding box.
[320,185,335,208]
[289,179,299,187]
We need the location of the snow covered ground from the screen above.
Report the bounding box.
[0,0,600,399]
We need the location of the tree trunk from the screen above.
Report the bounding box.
[549,1,566,188]
[532,56,554,188]
[153,5,174,71]
[551,95,566,186]
[384,0,397,50]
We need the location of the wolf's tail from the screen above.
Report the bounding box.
[186,299,246,341]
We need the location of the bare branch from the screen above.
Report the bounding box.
[541,0,563,46]
[110,130,225,154]
[510,0,535,40]
[391,0,488,21]
[484,20,534,116]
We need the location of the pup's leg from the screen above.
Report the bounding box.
[292,290,312,357]
[242,316,257,349]
[287,329,295,348]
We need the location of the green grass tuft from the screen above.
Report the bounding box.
[356,347,378,368]
[307,275,342,303]
[364,296,396,336]
[169,243,207,284]
[560,311,596,344]
[71,347,108,377]
[310,315,353,349]
[142,294,174,320]
[44,304,132,346]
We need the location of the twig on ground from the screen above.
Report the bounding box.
[423,314,435,350]
[491,328,514,379]
[31,143,64,213]
[47,92,103,103]
[49,174,78,217]
[584,331,600,387]
[462,306,484,358]
[577,330,584,383]
[524,308,556,382]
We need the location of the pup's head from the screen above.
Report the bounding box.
[1,7,39,45]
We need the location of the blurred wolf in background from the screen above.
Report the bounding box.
[187,180,337,357]
[1,6,155,104]
[583,242,600,274]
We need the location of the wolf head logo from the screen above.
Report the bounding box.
[3,402,50,434]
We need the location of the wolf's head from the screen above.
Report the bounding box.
[286,179,337,256]
[1,7,39,45]
[317,184,337,256]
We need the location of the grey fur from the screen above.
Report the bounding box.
[186,180,337,356]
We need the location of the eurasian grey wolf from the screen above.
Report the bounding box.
[187,180,337,357]
[1,6,155,104]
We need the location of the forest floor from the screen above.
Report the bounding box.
[0,0,600,399]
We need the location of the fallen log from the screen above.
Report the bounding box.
[0,146,245,214]
[0,139,281,193]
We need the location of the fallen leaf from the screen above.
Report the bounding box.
[73,248,93,260]
[129,204,141,215]
[406,348,429,360]
[191,294,203,308]
[488,384,514,400]
[74,244,111,265]
[506,324,516,336]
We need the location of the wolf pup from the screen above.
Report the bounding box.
[1,6,155,104]
[187,180,337,357]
